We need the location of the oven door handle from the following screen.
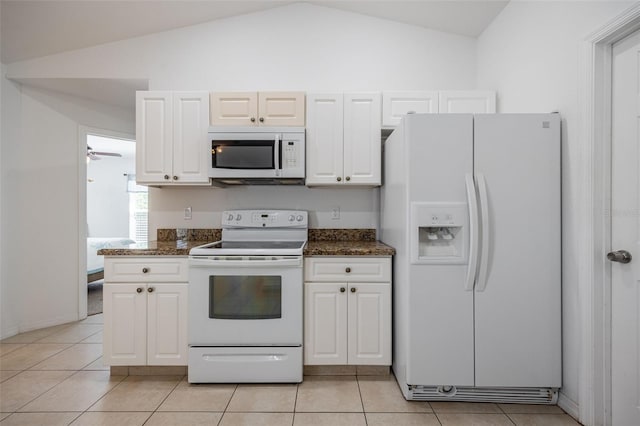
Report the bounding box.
[189,257,302,267]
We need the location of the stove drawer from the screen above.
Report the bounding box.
[188,346,303,383]
[304,257,391,282]
[105,257,188,282]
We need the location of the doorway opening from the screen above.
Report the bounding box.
[85,133,147,316]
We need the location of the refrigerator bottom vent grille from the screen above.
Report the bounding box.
[407,386,559,404]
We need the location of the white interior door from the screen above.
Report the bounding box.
[611,29,640,426]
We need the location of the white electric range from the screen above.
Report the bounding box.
[187,210,307,383]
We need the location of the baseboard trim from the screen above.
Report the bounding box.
[558,391,580,421]
[303,365,390,376]
[2,313,79,340]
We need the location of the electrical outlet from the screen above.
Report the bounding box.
[331,206,340,220]
[184,207,192,220]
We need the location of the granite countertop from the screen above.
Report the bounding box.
[98,228,395,257]
[97,239,211,256]
[304,229,394,256]
[303,240,394,256]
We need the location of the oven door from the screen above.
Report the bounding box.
[188,255,303,346]
[209,132,281,178]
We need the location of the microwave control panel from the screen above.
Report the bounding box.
[283,140,298,167]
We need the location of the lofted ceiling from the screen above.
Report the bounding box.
[0,0,509,64]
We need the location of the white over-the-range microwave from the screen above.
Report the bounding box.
[208,127,305,185]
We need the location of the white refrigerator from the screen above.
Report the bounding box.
[381,113,561,403]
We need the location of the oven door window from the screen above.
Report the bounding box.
[212,141,275,169]
[209,275,281,319]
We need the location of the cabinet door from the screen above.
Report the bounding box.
[103,283,147,366]
[147,283,188,366]
[136,91,173,184]
[258,92,305,126]
[304,282,348,365]
[439,90,496,113]
[344,93,381,185]
[382,91,439,127]
[348,283,391,365]
[210,92,258,126]
[305,93,344,186]
[172,92,210,184]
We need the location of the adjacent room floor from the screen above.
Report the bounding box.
[0,316,580,426]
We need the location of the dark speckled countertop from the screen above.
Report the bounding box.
[304,229,394,256]
[97,240,210,256]
[98,228,394,257]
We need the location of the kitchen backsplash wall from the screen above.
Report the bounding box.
[148,185,380,240]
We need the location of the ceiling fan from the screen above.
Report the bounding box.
[87,145,122,161]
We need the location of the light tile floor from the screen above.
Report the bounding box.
[0,315,582,426]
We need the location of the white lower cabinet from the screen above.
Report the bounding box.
[103,257,188,366]
[304,257,391,365]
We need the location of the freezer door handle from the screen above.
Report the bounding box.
[476,173,490,292]
[465,173,480,291]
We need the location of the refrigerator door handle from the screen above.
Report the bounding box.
[464,173,480,291]
[476,173,490,292]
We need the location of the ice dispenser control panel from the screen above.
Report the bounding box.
[410,202,468,264]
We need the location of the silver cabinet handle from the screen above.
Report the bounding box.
[607,250,632,264]
[250,117,256,122]
[337,177,342,182]
[147,287,154,293]
[164,175,170,180]
[259,117,264,122]
[346,176,351,181]
[142,268,149,273]
[340,287,346,293]
[350,287,356,293]
[173,176,178,181]
[345,267,351,273]
[136,287,143,293]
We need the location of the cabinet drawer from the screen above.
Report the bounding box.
[105,257,188,282]
[305,257,391,282]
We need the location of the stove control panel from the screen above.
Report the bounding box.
[222,210,308,228]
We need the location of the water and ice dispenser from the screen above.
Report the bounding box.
[410,202,468,264]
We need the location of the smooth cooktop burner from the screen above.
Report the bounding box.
[205,241,305,250]
[189,239,306,256]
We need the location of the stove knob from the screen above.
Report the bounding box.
[288,215,295,222]
[296,215,303,222]
[227,214,233,221]
[236,214,242,221]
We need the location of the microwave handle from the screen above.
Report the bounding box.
[274,135,281,170]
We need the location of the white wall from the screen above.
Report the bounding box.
[0,84,133,336]
[1,68,22,337]
[0,4,476,336]
[477,0,634,416]
[6,3,477,92]
[86,135,135,238]
[5,2,477,242]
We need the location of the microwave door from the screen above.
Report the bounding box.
[274,134,281,174]
[210,137,278,178]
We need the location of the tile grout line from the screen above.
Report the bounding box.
[355,375,368,426]
[139,374,186,426]
[216,381,239,426]
[11,368,84,414]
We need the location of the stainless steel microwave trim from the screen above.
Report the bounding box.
[208,127,305,185]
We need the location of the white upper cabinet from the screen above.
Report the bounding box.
[305,93,344,185]
[382,91,439,127]
[136,92,173,184]
[438,90,497,114]
[382,90,497,127]
[344,93,382,185]
[136,91,210,185]
[210,91,305,126]
[306,92,381,186]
